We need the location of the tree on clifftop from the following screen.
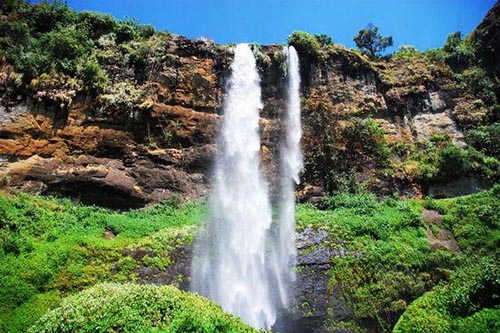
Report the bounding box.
[354,24,393,57]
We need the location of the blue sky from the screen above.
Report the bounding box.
[55,0,495,51]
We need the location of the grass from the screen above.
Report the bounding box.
[0,191,206,333]
[296,186,499,332]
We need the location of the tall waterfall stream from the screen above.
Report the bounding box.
[192,44,302,330]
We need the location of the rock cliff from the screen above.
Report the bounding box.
[0,3,498,208]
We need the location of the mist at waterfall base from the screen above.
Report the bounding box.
[191,44,302,331]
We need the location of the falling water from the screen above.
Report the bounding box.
[191,43,276,330]
[271,46,303,309]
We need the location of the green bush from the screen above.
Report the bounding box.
[77,57,108,92]
[454,66,497,104]
[466,123,500,158]
[443,31,475,70]
[323,190,377,213]
[394,258,500,333]
[287,31,322,56]
[344,117,390,163]
[29,283,261,333]
[77,11,117,39]
[298,192,455,331]
[314,33,333,47]
[393,45,419,59]
[423,48,446,63]
[437,144,471,181]
[436,186,500,254]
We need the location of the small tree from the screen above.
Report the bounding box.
[354,24,393,57]
[314,34,333,47]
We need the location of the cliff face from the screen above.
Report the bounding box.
[0,5,498,208]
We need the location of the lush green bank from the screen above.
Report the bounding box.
[296,186,499,332]
[0,191,205,332]
[1,187,498,332]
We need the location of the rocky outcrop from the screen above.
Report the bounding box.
[471,1,500,99]
[0,21,496,206]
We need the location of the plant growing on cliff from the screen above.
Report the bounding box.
[287,31,321,56]
[443,31,476,70]
[354,24,393,57]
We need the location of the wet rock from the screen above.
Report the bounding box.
[281,228,354,333]
[429,176,490,198]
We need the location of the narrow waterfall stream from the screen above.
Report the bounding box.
[191,44,302,331]
[271,45,303,309]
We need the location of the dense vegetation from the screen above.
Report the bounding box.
[0,191,204,332]
[30,283,261,333]
[393,258,499,333]
[296,186,499,332]
[0,0,154,94]
[0,187,498,332]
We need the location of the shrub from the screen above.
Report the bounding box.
[323,191,377,213]
[466,123,500,158]
[424,48,446,63]
[287,31,322,56]
[78,11,117,39]
[29,283,261,333]
[394,258,500,333]
[437,144,471,181]
[442,31,476,71]
[76,57,108,93]
[314,33,333,47]
[454,66,497,104]
[393,45,419,59]
[115,20,138,43]
[27,0,78,34]
[344,117,390,163]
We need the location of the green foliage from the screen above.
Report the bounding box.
[453,67,497,105]
[423,48,447,63]
[353,24,393,56]
[297,193,457,332]
[77,11,117,40]
[344,117,390,163]
[401,137,499,186]
[301,188,499,332]
[29,283,261,333]
[432,186,500,254]
[303,105,390,193]
[0,0,156,95]
[442,31,476,70]
[393,45,419,59]
[394,258,500,333]
[314,33,334,47]
[466,123,500,159]
[0,191,204,332]
[287,31,322,56]
[76,56,108,93]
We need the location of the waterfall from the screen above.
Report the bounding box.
[191,43,276,330]
[191,44,302,331]
[271,45,303,309]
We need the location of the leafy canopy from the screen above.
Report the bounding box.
[354,24,393,56]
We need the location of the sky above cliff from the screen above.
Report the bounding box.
[55,0,495,51]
